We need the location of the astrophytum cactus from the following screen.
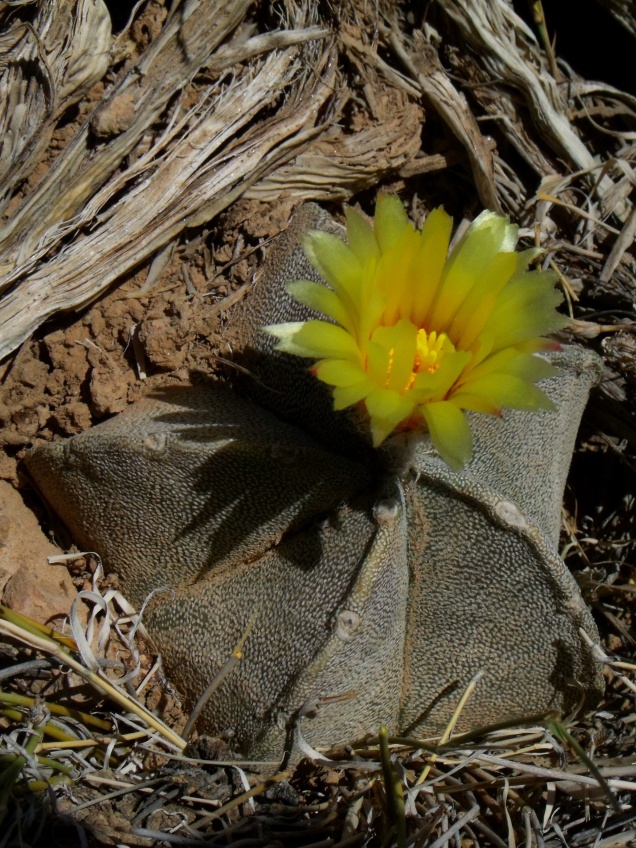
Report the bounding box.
[26,199,603,757]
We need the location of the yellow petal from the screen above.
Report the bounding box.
[444,392,501,415]
[448,252,517,350]
[422,401,473,471]
[453,373,555,411]
[345,206,380,264]
[453,348,518,386]
[370,416,403,447]
[411,207,453,328]
[314,359,368,387]
[503,353,557,382]
[515,247,543,272]
[333,380,374,410]
[374,195,412,253]
[366,388,415,446]
[285,280,353,333]
[380,228,421,326]
[451,293,498,352]
[516,337,562,354]
[370,320,417,393]
[413,348,472,400]
[264,321,313,356]
[486,271,567,351]
[302,231,361,313]
[429,230,516,334]
[291,320,362,362]
[465,210,518,252]
[367,387,414,418]
[357,286,387,349]
[415,350,472,400]
[366,338,392,386]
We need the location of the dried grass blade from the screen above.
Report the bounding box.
[379,725,406,848]
[0,617,185,750]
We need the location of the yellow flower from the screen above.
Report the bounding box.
[266,196,569,470]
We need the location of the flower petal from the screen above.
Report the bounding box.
[314,358,368,387]
[285,280,353,332]
[515,247,543,273]
[448,252,517,350]
[429,212,516,332]
[345,207,380,264]
[465,210,519,252]
[369,320,417,393]
[453,373,555,412]
[366,387,415,422]
[264,321,312,356]
[302,231,361,312]
[358,287,387,350]
[411,207,454,328]
[503,353,557,382]
[380,228,422,325]
[444,392,502,415]
[516,337,562,354]
[365,388,415,446]
[422,401,473,471]
[274,320,362,362]
[486,271,568,351]
[412,348,472,400]
[454,347,518,386]
[374,194,412,253]
[333,381,374,410]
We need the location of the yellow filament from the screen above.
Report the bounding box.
[402,329,447,392]
[415,329,446,374]
[384,348,395,389]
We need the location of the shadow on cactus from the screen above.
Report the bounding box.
[26,197,604,757]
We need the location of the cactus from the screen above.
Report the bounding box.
[26,204,603,756]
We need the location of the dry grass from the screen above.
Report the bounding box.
[2,572,636,846]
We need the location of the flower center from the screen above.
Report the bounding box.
[414,328,446,375]
[381,328,449,393]
[401,329,447,392]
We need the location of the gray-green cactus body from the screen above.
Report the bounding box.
[26,205,604,756]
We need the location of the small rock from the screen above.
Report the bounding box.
[0,480,77,624]
[91,92,136,138]
[52,401,93,435]
[87,349,129,417]
[17,358,49,390]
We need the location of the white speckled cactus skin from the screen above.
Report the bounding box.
[26,205,604,757]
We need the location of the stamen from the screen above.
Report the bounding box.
[385,347,395,388]
[404,329,447,392]
[415,329,446,374]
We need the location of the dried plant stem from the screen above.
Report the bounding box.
[0,617,185,751]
